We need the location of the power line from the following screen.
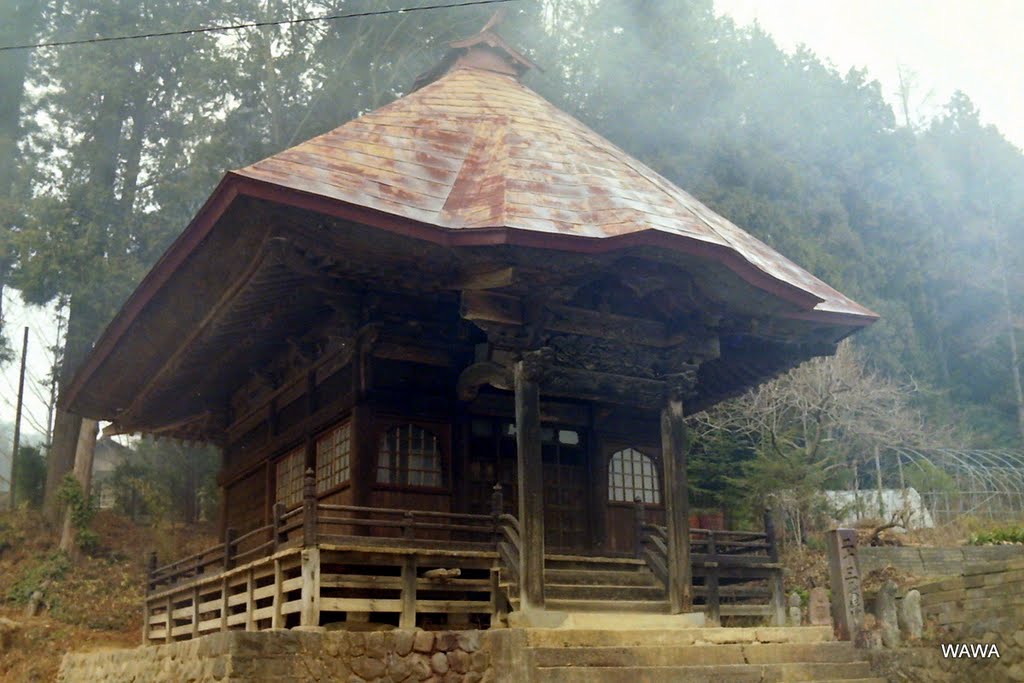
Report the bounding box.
[0,0,518,52]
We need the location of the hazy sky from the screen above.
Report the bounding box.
[714,0,1024,149]
[2,0,1023,459]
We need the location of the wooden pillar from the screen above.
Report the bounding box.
[661,398,692,614]
[705,530,720,625]
[765,506,786,626]
[164,596,173,643]
[514,359,545,610]
[400,555,417,628]
[191,585,201,639]
[220,577,229,631]
[350,404,373,510]
[245,568,256,631]
[271,559,284,629]
[142,597,152,645]
[299,547,321,628]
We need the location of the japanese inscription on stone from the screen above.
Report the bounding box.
[826,528,865,642]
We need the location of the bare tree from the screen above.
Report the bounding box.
[692,342,943,540]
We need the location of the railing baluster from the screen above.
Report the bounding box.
[191,585,200,638]
[224,527,237,571]
[707,530,720,625]
[147,550,157,593]
[491,483,504,544]
[403,511,415,540]
[634,497,646,558]
[273,501,286,549]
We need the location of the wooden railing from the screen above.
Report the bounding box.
[144,473,789,643]
[636,501,786,624]
[143,470,511,643]
[148,469,505,593]
[491,484,521,615]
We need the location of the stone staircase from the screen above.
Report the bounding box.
[504,554,668,613]
[523,626,885,683]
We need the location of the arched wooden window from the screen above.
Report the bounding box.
[316,420,351,493]
[377,424,443,487]
[608,447,661,504]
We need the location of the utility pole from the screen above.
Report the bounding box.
[9,326,28,510]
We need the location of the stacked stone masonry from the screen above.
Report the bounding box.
[870,558,1024,683]
[58,629,496,683]
[858,545,1024,578]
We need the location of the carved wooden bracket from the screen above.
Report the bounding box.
[519,347,553,383]
[456,361,513,401]
[662,365,700,403]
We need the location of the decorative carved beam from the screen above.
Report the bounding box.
[460,290,719,355]
[542,366,672,410]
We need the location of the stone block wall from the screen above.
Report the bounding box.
[859,545,1024,578]
[870,558,1024,683]
[58,628,505,683]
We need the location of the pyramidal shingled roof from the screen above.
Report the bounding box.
[234,33,875,324]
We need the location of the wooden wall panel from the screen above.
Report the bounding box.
[225,465,267,545]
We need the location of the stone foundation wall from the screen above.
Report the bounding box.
[58,628,506,683]
[870,558,1024,683]
[859,545,1024,578]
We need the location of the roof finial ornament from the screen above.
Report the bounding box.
[411,9,539,91]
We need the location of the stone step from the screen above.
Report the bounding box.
[542,584,667,601]
[530,642,862,668]
[544,554,648,572]
[791,680,887,683]
[533,661,874,683]
[510,597,669,613]
[545,568,660,586]
[526,626,834,647]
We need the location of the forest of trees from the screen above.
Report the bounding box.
[1,0,1023,525]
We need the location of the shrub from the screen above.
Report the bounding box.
[968,526,1024,545]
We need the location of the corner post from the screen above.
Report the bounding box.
[765,505,786,625]
[299,546,322,629]
[302,468,317,547]
[661,397,692,613]
[515,356,545,610]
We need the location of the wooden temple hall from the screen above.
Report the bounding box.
[63,25,876,641]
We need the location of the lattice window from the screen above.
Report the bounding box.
[377,424,443,487]
[608,447,661,504]
[275,447,306,508]
[316,420,351,493]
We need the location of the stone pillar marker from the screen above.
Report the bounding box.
[808,586,831,626]
[787,591,802,626]
[899,588,923,641]
[875,579,900,648]
[826,528,865,642]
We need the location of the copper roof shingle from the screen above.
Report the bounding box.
[236,65,876,321]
